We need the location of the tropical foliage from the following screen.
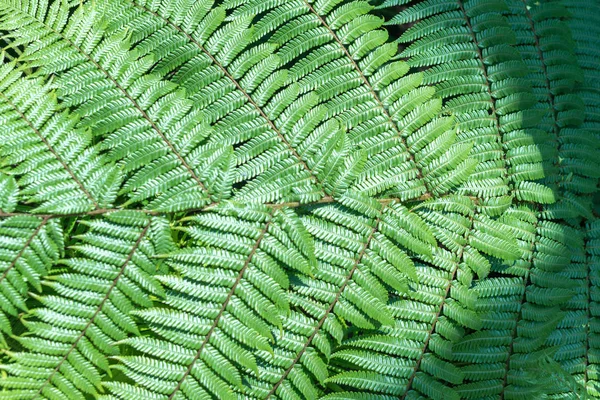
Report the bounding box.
[0,0,597,399]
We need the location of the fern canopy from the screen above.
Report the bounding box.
[0,0,598,399]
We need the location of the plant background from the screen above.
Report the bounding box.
[0,0,598,399]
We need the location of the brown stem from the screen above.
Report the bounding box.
[0,193,441,220]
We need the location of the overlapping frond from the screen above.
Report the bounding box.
[321,3,575,397]
[384,0,554,205]
[505,0,599,217]
[0,212,169,399]
[323,194,525,399]
[0,0,233,212]
[0,61,120,214]
[100,203,315,399]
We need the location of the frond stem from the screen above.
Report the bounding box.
[0,194,440,219]
[0,208,128,219]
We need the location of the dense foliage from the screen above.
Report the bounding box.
[0,0,598,399]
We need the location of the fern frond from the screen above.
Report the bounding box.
[0,0,234,212]
[537,2,600,397]
[505,0,599,217]
[0,211,169,399]
[564,0,600,134]
[372,3,595,396]
[324,194,523,399]
[0,216,62,348]
[538,221,591,399]
[101,203,316,399]
[452,205,586,398]
[562,0,600,199]
[388,0,554,205]
[104,193,434,399]
[0,62,121,214]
